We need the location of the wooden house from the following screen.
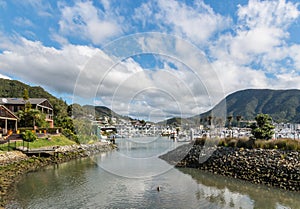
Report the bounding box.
[0,105,18,136]
[0,98,54,128]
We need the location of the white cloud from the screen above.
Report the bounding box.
[209,0,300,95]
[58,1,122,45]
[213,61,269,93]
[288,44,300,70]
[0,73,10,79]
[134,0,231,44]
[271,73,300,89]
[0,37,100,94]
[237,0,299,29]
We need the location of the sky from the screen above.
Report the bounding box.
[0,0,300,122]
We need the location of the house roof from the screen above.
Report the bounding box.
[0,98,52,108]
[0,105,19,120]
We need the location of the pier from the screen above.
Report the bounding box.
[16,146,61,157]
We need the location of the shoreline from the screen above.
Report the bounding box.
[160,143,300,191]
[0,142,116,207]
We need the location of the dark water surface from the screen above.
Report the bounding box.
[8,137,300,208]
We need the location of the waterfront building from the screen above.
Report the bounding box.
[0,105,18,136]
[0,98,54,128]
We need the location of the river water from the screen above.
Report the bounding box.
[9,137,300,209]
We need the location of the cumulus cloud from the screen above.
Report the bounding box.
[58,1,122,45]
[0,36,99,94]
[209,0,300,94]
[134,0,231,44]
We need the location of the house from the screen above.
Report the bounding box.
[0,105,18,136]
[0,98,54,128]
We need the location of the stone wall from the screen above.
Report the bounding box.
[160,144,300,191]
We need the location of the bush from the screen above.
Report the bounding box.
[273,139,287,149]
[21,130,37,142]
[236,138,255,149]
[227,139,237,147]
[62,128,79,144]
[255,139,300,151]
[285,140,299,151]
[194,138,206,146]
[218,138,227,147]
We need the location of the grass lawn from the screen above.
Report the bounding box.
[0,135,76,151]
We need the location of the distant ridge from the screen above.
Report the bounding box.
[161,89,300,125]
[219,89,300,123]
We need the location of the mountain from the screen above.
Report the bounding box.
[82,105,130,120]
[219,89,300,123]
[162,89,300,125]
[0,78,55,99]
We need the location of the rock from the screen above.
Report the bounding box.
[160,143,300,191]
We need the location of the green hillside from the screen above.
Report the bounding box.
[162,89,300,125]
[0,78,54,98]
[222,89,300,123]
[0,78,69,124]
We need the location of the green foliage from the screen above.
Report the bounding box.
[23,88,32,111]
[217,137,300,151]
[62,128,79,144]
[254,139,300,151]
[17,109,48,128]
[76,134,98,144]
[251,114,275,140]
[73,118,93,135]
[21,130,37,142]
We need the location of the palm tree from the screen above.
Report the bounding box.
[236,115,242,128]
[227,116,233,129]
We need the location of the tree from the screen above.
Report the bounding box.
[236,115,242,128]
[17,109,48,128]
[23,88,31,111]
[227,116,233,128]
[251,113,275,140]
[21,130,37,151]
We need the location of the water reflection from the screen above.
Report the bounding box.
[179,168,300,209]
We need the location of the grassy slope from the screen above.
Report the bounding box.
[0,135,75,151]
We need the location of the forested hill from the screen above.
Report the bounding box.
[227,89,300,123]
[161,89,300,125]
[197,89,300,124]
[0,78,126,121]
[0,78,69,123]
[0,78,55,99]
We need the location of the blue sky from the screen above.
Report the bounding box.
[0,0,300,121]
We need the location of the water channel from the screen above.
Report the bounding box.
[8,137,300,208]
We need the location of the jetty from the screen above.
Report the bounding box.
[15,146,61,157]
